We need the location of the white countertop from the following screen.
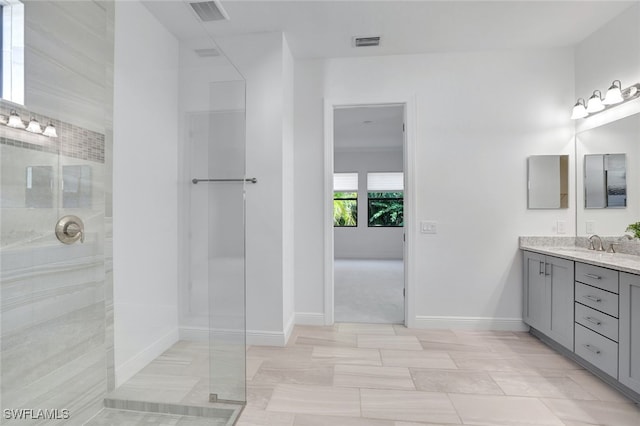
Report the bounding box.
[520,244,640,276]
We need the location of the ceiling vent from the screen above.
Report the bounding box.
[353,36,381,47]
[194,48,221,57]
[189,1,229,22]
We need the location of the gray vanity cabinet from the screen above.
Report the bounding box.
[523,251,574,350]
[619,272,640,394]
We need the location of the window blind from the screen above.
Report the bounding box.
[333,173,358,191]
[367,172,404,191]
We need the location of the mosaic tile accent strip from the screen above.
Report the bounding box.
[0,101,105,164]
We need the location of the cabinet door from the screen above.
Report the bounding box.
[619,272,640,393]
[523,251,547,330]
[547,255,575,351]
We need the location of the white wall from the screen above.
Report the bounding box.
[294,48,575,327]
[334,149,404,259]
[176,41,245,335]
[575,3,640,101]
[113,0,179,385]
[574,3,640,236]
[282,35,296,336]
[213,32,295,344]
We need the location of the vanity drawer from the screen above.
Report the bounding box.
[575,262,619,294]
[575,282,619,318]
[575,302,618,342]
[575,324,618,378]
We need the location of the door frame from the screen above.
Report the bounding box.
[323,95,417,327]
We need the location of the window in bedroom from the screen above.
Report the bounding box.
[367,172,404,227]
[333,172,358,227]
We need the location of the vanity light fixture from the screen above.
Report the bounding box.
[571,98,588,120]
[1,110,59,137]
[603,80,624,105]
[586,90,605,113]
[7,110,25,129]
[43,123,58,138]
[26,117,43,134]
[572,81,640,120]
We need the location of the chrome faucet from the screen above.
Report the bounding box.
[588,234,605,251]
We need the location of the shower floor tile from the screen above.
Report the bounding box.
[85,408,228,426]
[106,340,244,424]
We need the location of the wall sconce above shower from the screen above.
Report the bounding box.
[0,109,58,137]
[571,80,640,120]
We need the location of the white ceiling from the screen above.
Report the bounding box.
[141,0,637,148]
[143,0,637,59]
[334,105,404,150]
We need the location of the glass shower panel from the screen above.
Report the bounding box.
[207,80,246,403]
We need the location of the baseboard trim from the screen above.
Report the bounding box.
[413,316,529,331]
[179,326,288,347]
[294,312,326,326]
[115,327,179,387]
[284,313,295,345]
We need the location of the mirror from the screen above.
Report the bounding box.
[584,154,626,208]
[25,166,53,208]
[528,155,569,209]
[62,165,92,208]
[576,113,640,236]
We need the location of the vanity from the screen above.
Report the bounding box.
[521,241,640,403]
[522,107,640,403]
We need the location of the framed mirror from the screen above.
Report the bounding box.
[576,113,640,235]
[584,154,626,209]
[527,155,569,209]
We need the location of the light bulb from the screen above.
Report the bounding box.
[26,117,43,134]
[43,123,58,138]
[7,110,25,129]
[586,90,604,113]
[571,98,587,120]
[603,80,623,105]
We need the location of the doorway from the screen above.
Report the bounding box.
[332,104,406,324]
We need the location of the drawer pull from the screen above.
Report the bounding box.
[584,273,602,280]
[584,316,602,326]
[584,344,601,355]
[583,295,602,303]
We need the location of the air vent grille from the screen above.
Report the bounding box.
[354,36,381,47]
[189,1,228,22]
[194,48,221,57]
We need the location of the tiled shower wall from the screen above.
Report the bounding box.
[0,1,114,424]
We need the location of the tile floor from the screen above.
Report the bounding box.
[238,323,640,426]
[92,324,640,425]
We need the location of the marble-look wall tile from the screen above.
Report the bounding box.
[0,1,114,424]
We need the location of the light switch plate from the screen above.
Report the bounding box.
[421,221,437,234]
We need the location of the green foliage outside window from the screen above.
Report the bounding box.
[368,192,404,227]
[334,192,357,227]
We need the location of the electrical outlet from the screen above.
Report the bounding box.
[586,221,596,234]
[557,221,567,234]
[421,221,437,234]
